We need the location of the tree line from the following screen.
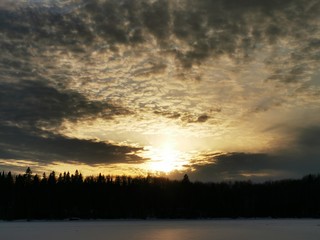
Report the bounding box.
[1,168,320,220]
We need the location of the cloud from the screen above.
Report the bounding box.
[196,114,209,123]
[0,80,141,165]
[0,80,131,128]
[183,124,320,182]
[2,0,318,68]
[153,110,181,119]
[179,151,316,182]
[1,0,320,179]
[153,110,210,124]
[142,0,170,40]
[0,124,143,164]
[187,152,275,181]
[296,126,320,148]
[251,97,284,113]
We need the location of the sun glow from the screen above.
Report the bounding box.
[142,142,190,174]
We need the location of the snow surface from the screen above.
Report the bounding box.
[1,219,320,240]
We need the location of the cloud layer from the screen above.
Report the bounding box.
[0,0,320,180]
[0,79,142,166]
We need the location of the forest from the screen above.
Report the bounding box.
[1,168,320,220]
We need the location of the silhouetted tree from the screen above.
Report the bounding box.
[24,167,33,185]
[182,174,190,184]
[48,171,56,185]
[1,169,320,219]
[41,173,47,184]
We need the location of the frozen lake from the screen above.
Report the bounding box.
[1,219,320,240]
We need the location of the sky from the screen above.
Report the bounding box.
[0,0,320,182]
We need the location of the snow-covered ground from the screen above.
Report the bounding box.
[1,219,320,240]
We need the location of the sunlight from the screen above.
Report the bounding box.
[149,146,179,173]
[142,142,190,174]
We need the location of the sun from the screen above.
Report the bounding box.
[149,147,179,173]
[142,143,189,174]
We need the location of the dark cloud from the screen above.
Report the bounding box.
[185,124,320,182]
[1,0,318,70]
[0,81,131,128]
[183,113,211,123]
[196,114,209,123]
[296,126,320,148]
[153,110,181,119]
[153,110,210,123]
[264,124,320,154]
[201,152,272,179]
[171,0,319,69]
[169,152,277,182]
[182,151,318,182]
[0,124,143,164]
[142,0,170,40]
[0,80,139,165]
